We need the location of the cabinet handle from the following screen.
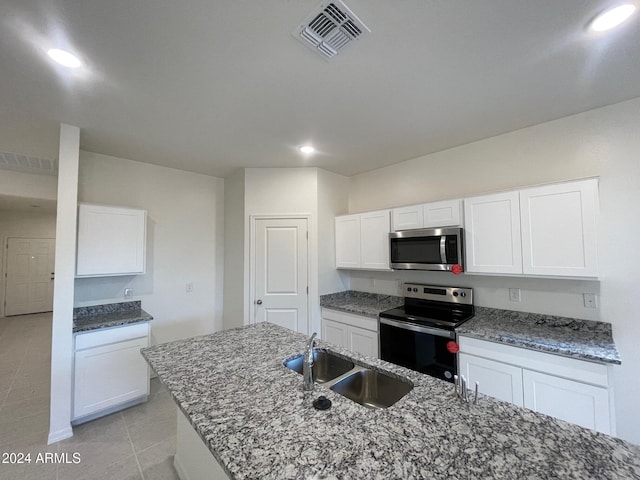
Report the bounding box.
[256,299,263,305]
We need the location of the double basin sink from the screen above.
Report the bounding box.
[283,349,413,409]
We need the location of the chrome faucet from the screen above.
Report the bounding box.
[303,332,317,391]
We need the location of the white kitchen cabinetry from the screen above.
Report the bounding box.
[392,199,462,231]
[463,179,599,278]
[321,308,379,358]
[73,322,150,424]
[458,336,614,434]
[76,203,147,277]
[463,191,522,274]
[335,210,391,270]
[520,179,598,277]
[458,353,524,406]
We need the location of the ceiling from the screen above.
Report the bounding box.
[0,0,638,178]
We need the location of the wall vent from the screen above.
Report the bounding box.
[0,151,57,175]
[293,1,370,61]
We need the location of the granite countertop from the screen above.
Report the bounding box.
[142,322,640,480]
[73,300,153,333]
[457,307,621,365]
[319,290,402,318]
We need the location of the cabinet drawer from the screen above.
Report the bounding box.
[321,308,378,332]
[75,322,150,350]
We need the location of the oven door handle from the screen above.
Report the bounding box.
[379,317,455,339]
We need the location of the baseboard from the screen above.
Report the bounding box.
[173,455,189,480]
[47,426,73,445]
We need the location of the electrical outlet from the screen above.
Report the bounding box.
[124,288,133,299]
[509,288,521,302]
[186,282,194,293]
[583,293,597,309]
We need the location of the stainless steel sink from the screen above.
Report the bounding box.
[283,349,355,383]
[329,368,413,409]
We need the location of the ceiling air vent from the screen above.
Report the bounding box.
[293,1,370,61]
[0,151,57,175]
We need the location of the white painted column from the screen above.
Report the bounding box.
[48,124,80,444]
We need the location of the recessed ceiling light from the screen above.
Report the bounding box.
[590,4,636,32]
[299,145,315,154]
[47,48,82,68]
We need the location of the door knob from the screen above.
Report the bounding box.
[256,299,263,305]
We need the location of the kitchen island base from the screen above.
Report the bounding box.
[175,408,229,480]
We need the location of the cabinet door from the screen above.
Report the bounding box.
[523,369,611,434]
[360,210,391,270]
[458,353,524,406]
[423,199,462,228]
[464,192,522,274]
[348,326,379,358]
[321,318,349,348]
[335,215,361,268]
[74,337,149,419]
[520,179,598,277]
[392,205,423,231]
[77,204,147,276]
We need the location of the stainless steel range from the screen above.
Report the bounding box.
[379,283,474,383]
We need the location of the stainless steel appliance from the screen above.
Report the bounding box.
[389,227,464,272]
[379,283,473,383]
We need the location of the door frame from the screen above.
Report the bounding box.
[248,214,316,334]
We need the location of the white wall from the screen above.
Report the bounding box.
[243,168,320,333]
[317,168,350,295]
[0,170,57,201]
[74,151,225,345]
[223,168,245,329]
[347,97,640,444]
[49,124,79,444]
[0,210,57,317]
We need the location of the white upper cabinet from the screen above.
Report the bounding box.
[76,204,147,277]
[360,210,391,269]
[520,179,598,277]
[464,179,599,278]
[392,199,462,231]
[423,199,462,228]
[464,191,523,274]
[335,214,361,269]
[335,210,391,270]
[392,205,423,231]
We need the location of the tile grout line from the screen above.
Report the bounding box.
[122,411,146,480]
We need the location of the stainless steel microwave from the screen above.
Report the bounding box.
[389,227,464,271]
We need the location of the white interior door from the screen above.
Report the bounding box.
[5,238,55,316]
[254,218,309,334]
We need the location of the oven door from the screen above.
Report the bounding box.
[379,317,458,383]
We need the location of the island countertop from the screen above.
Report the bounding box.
[457,307,621,365]
[141,322,639,480]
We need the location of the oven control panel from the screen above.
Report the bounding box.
[404,283,473,305]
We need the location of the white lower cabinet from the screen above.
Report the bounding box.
[321,308,379,358]
[73,322,150,424]
[522,369,611,433]
[459,353,524,406]
[458,336,614,435]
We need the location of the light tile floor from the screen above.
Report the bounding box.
[0,313,179,480]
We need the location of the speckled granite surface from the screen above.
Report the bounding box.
[73,301,153,333]
[142,322,639,480]
[457,307,621,365]
[320,290,402,318]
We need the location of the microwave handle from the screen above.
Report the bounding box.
[380,317,455,339]
[440,235,447,263]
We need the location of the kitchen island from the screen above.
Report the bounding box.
[141,322,640,480]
